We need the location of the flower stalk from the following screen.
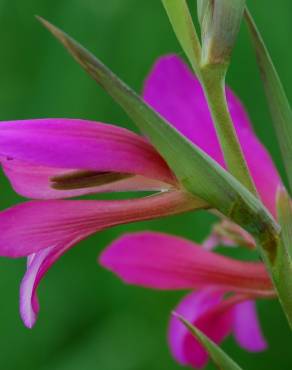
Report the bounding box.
[200,66,258,195]
[162,0,257,195]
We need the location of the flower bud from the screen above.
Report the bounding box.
[197,0,245,66]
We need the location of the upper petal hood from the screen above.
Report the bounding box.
[2,158,170,199]
[0,118,174,198]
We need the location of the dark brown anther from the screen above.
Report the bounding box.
[51,170,133,190]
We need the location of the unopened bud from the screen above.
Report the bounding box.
[198,0,245,66]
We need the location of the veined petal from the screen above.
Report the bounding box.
[99,232,272,294]
[0,118,173,186]
[233,300,267,351]
[2,158,170,199]
[143,55,281,215]
[169,290,235,369]
[0,191,201,257]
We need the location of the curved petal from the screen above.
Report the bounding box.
[20,234,88,328]
[169,290,234,368]
[233,300,267,351]
[0,118,173,187]
[99,232,272,294]
[0,191,199,258]
[143,55,281,216]
[2,158,170,199]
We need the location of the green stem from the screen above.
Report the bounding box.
[162,0,201,75]
[200,66,258,196]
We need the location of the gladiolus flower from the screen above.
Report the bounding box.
[100,231,272,368]
[98,55,283,368]
[0,55,280,332]
[0,119,199,327]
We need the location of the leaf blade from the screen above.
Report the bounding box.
[245,9,292,192]
[161,0,201,74]
[176,313,244,370]
[277,187,292,258]
[274,186,292,329]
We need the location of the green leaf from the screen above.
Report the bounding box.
[245,9,292,192]
[275,187,292,329]
[277,187,292,258]
[176,314,243,370]
[161,0,201,74]
[198,0,246,66]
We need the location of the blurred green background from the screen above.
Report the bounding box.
[0,0,291,369]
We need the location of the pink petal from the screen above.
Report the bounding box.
[0,191,195,258]
[169,290,234,368]
[99,232,272,294]
[233,300,267,351]
[143,55,281,216]
[0,118,173,187]
[202,234,235,251]
[238,129,280,217]
[20,234,88,328]
[143,54,250,165]
[2,158,169,199]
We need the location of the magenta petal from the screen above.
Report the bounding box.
[2,158,169,199]
[169,290,234,368]
[143,54,251,166]
[237,129,280,216]
[0,192,193,257]
[233,300,267,351]
[0,118,173,184]
[99,232,272,293]
[143,55,281,215]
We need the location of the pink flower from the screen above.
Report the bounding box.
[0,55,280,333]
[100,231,271,369]
[0,120,196,328]
[98,55,282,368]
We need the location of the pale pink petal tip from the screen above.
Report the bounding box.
[19,252,47,328]
[233,300,267,352]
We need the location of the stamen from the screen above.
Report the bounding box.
[50,170,133,190]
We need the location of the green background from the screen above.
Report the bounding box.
[0,0,291,369]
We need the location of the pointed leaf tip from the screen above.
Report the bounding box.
[161,0,201,74]
[174,313,244,370]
